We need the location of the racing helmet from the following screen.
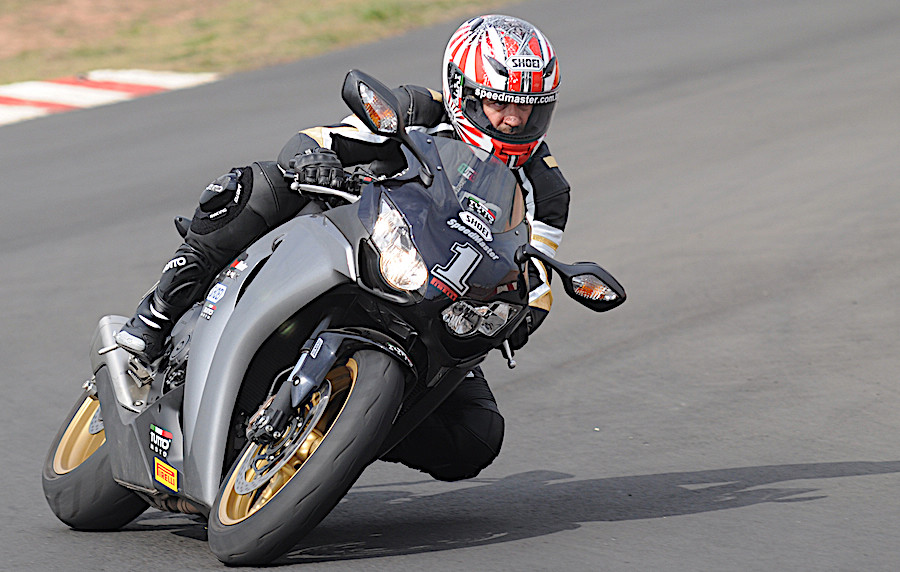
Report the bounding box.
[442,15,560,168]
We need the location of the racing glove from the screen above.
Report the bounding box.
[507,305,549,351]
[508,257,553,350]
[289,147,347,190]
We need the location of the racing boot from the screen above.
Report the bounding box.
[114,289,176,363]
[115,243,215,363]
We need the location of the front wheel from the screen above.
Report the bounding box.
[42,390,148,530]
[208,350,405,565]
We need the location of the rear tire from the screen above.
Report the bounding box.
[208,350,404,565]
[42,391,148,530]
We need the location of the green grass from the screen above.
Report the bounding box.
[0,0,519,84]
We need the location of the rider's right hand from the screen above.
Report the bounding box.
[289,147,347,190]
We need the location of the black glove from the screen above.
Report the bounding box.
[508,305,549,351]
[289,147,347,190]
[508,307,533,351]
[508,261,552,350]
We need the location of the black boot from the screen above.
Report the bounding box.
[115,290,175,363]
[116,243,216,363]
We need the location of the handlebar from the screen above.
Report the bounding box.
[285,170,374,204]
[291,182,361,204]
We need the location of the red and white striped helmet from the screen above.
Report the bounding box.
[442,15,560,168]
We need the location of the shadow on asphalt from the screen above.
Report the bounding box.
[126,461,900,565]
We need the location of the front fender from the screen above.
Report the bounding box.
[289,328,416,409]
[181,214,358,508]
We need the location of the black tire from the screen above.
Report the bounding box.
[208,350,405,565]
[42,391,148,530]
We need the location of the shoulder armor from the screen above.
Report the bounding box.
[522,142,571,231]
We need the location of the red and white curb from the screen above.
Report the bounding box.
[0,69,219,126]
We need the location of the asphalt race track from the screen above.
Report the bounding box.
[2,1,899,569]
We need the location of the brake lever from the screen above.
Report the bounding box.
[501,340,517,369]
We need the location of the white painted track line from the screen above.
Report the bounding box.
[0,70,220,126]
[0,81,135,106]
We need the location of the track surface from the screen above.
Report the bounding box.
[3,1,900,569]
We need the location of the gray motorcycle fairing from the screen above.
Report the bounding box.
[88,211,362,509]
[179,213,359,507]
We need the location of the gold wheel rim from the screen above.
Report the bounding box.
[217,359,357,525]
[52,395,105,475]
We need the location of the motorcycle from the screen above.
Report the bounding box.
[42,70,626,565]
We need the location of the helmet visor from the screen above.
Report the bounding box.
[460,82,557,145]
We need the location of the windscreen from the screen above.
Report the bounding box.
[434,138,525,233]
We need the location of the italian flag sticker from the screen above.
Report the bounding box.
[151,424,173,439]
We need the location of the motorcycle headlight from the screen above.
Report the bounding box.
[372,196,428,291]
[441,300,521,337]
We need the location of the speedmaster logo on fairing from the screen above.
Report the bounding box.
[446,219,499,260]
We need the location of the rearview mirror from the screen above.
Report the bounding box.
[341,69,404,136]
[519,244,626,312]
[341,69,435,186]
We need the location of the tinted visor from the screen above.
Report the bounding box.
[461,82,557,145]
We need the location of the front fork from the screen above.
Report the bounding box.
[245,323,415,445]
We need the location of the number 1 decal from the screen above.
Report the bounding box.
[432,242,482,296]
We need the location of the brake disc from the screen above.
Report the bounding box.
[233,381,331,495]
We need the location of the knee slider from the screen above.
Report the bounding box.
[190,167,254,236]
[199,169,241,212]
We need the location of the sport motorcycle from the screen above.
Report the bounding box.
[42,70,626,565]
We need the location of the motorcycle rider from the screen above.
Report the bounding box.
[115,14,569,481]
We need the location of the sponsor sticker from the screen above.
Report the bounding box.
[162,256,187,273]
[430,276,459,301]
[206,283,227,304]
[459,211,493,242]
[201,302,216,320]
[474,87,557,106]
[463,197,497,225]
[154,457,178,491]
[458,162,477,181]
[446,219,499,260]
[382,342,413,369]
[149,424,173,458]
[225,257,249,280]
[508,55,543,71]
[432,242,484,297]
[310,337,324,359]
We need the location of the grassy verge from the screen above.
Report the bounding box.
[0,0,517,84]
